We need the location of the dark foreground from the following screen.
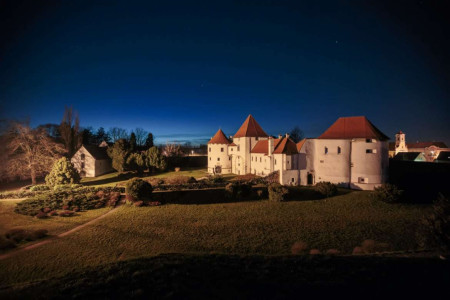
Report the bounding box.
[1,253,449,299]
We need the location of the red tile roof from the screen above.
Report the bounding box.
[318,116,389,141]
[208,129,231,144]
[251,138,282,154]
[234,115,269,138]
[296,139,307,152]
[273,137,298,154]
[407,142,448,149]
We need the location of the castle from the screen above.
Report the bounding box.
[389,131,449,162]
[208,115,390,190]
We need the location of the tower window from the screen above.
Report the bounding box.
[325,147,328,154]
[209,147,211,152]
[217,158,220,161]
[80,154,85,161]
[366,149,377,154]
[221,148,224,152]
[337,147,341,154]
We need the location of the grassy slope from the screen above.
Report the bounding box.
[0,199,111,237]
[0,191,429,287]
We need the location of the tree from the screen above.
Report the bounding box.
[45,157,80,186]
[108,127,128,143]
[107,139,130,172]
[163,143,183,168]
[37,123,61,140]
[2,121,65,184]
[126,152,146,175]
[289,126,304,143]
[144,146,167,172]
[144,133,154,148]
[134,128,148,147]
[95,127,110,144]
[81,127,96,145]
[59,106,82,157]
[129,132,137,152]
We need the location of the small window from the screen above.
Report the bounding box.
[366,149,377,154]
[325,147,328,154]
[260,157,262,162]
[81,162,85,169]
[366,139,372,143]
[337,147,341,154]
[291,178,294,182]
[209,147,211,152]
[275,159,277,164]
[209,157,211,161]
[221,148,224,152]
[255,137,259,141]
[229,157,231,160]
[237,146,240,151]
[231,148,233,151]
[80,154,85,160]
[217,158,220,161]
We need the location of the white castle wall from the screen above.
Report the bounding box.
[208,143,232,174]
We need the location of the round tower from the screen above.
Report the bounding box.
[207,129,232,174]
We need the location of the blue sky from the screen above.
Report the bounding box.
[1,0,449,144]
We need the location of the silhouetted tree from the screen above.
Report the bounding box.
[107,139,130,172]
[134,128,148,147]
[126,152,146,175]
[289,126,304,143]
[81,127,96,145]
[95,127,110,144]
[129,132,137,152]
[144,146,167,172]
[59,106,82,157]
[108,127,128,142]
[145,133,154,148]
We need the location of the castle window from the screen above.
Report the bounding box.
[229,157,231,160]
[260,157,262,162]
[237,146,240,151]
[231,148,233,151]
[221,148,224,152]
[209,147,211,152]
[366,139,372,143]
[80,154,85,161]
[325,147,328,154]
[275,159,277,165]
[81,162,85,169]
[337,147,341,154]
[209,157,211,161]
[255,137,259,141]
[217,158,220,161]
[366,149,377,154]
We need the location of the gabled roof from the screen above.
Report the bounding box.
[234,115,269,138]
[296,139,307,152]
[251,138,282,154]
[318,116,389,141]
[208,129,231,144]
[82,144,110,160]
[407,142,448,149]
[273,137,298,155]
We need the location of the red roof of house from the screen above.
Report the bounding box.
[407,142,447,149]
[296,139,307,152]
[234,115,269,138]
[318,116,389,141]
[273,137,298,154]
[208,129,231,144]
[251,138,282,154]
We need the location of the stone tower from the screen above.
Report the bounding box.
[395,131,408,155]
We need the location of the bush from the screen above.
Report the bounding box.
[48,211,58,216]
[268,183,288,202]
[45,157,81,187]
[5,229,27,243]
[263,171,279,185]
[371,183,403,203]
[0,236,16,250]
[225,182,252,200]
[315,182,338,198]
[421,193,450,251]
[207,175,225,184]
[125,178,153,202]
[30,184,50,192]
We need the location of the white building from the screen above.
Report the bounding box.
[71,144,113,177]
[208,115,389,190]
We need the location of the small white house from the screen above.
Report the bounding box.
[71,144,113,177]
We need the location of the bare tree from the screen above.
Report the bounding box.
[134,127,148,147]
[108,127,128,143]
[162,143,183,157]
[289,126,304,143]
[1,121,65,184]
[59,106,82,157]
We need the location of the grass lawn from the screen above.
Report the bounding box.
[80,167,213,188]
[0,199,112,237]
[0,190,431,287]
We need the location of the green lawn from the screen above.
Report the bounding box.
[0,190,430,287]
[80,167,212,187]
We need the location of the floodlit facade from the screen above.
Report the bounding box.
[71,144,113,177]
[208,115,390,190]
[388,131,449,161]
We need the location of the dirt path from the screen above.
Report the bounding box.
[0,206,120,261]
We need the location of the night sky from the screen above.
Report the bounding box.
[1,0,449,145]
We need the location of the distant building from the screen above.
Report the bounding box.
[71,144,113,177]
[388,131,448,162]
[393,152,427,162]
[208,115,389,190]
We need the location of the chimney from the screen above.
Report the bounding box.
[278,134,282,139]
[285,133,290,139]
[268,137,274,156]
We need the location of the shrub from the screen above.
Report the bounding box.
[43,207,52,213]
[314,182,338,198]
[125,178,153,202]
[256,188,268,199]
[166,176,191,185]
[5,229,27,243]
[421,193,450,251]
[225,182,252,200]
[134,201,144,207]
[187,176,197,183]
[207,175,224,184]
[35,212,48,219]
[268,183,288,202]
[263,171,279,185]
[371,183,403,203]
[45,157,81,187]
[0,236,16,250]
[48,211,58,216]
[73,206,80,212]
[30,184,50,192]
[59,210,75,217]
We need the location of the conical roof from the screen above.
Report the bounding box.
[318,116,389,141]
[234,115,269,138]
[208,129,231,144]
